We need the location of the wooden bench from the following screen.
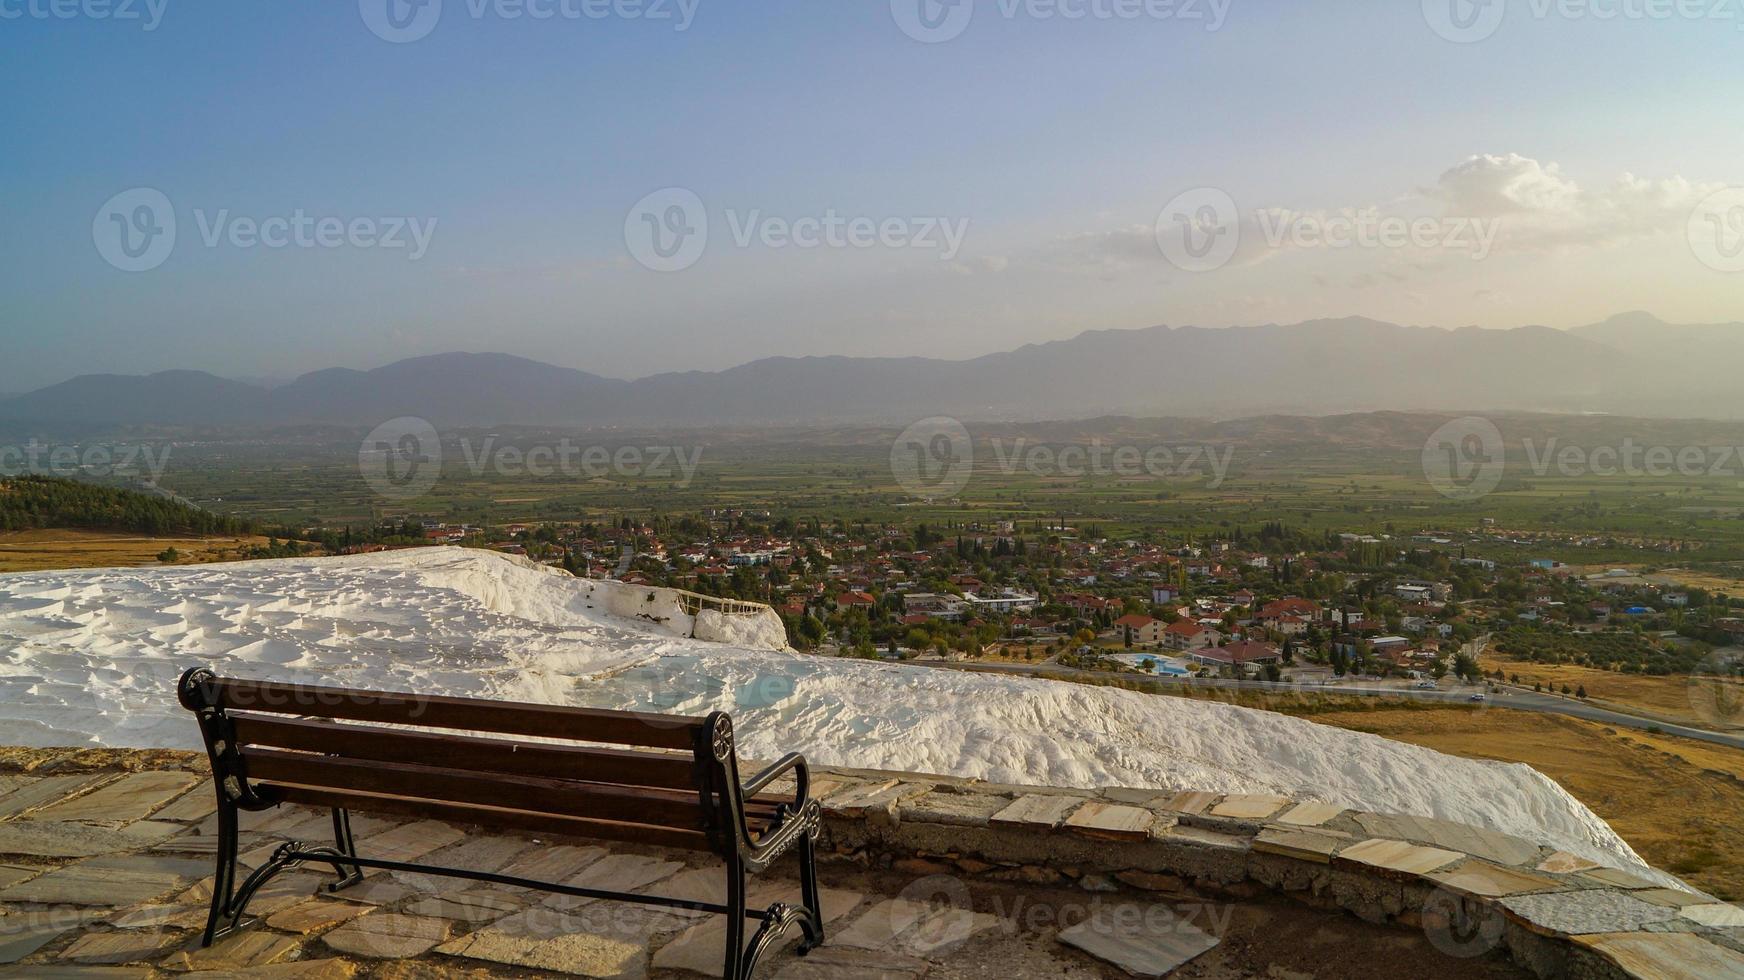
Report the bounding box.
[178,667,825,979]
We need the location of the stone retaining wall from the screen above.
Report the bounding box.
[787,764,1744,980]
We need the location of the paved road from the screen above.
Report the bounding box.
[910,658,1744,752]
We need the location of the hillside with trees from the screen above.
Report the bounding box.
[0,476,254,537]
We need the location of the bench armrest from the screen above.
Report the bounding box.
[743,752,809,808]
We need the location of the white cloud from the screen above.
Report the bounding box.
[1428,152,1719,250]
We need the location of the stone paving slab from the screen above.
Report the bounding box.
[1158,791,1219,815]
[897,904,1002,957]
[0,775,111,820]
[183,960,356,979]
[1428,860,1564,898]
[1680,903,1744,928]
[57,929,181,965]
[2,912,105,965]
[498,844,607,886]
[1274,801,1343,827]
[1058,903,1220,977]
[161,929,303,971]
[1538,851,1602,875]
[1502,890,1680,937]
[323,913,452,959]
[26,772,198,826]
[1252,828,1342,864]
[650,885,862,976]
[1337,838,1464,877]
[0,967,154,979]
[897,791,1008,828]
[1574,930,1744,980]
[822,781,928,817]
[0,863,186,907]
[1582,867,1665,891]
[1209,794,1290,820]
[0,822,149,859]
[1351,812,1540,868]
[150,783,219,823]
[544,854,685,911]
[265,898,374,934]
[1063,802,1155,842]
[834,898,929,950]
[353,821,465,865]
[405,888,525,924]
[989,794,1080,829]
[769,945,931,979]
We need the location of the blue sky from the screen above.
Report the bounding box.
[3,0,1742,390]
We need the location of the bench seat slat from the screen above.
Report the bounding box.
[206,677,704,750]
[243,748,711,830]
[257,783,732,852]
[230,713,701,791]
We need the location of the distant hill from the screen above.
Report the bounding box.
[0,475,253,536]
[2,314,1740,427]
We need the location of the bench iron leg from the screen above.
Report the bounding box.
[723,850,748,980]
[796,829,824,953]
[326,808,364,892]
[199,796,241,947]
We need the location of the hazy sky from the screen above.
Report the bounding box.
[3,0,1742,391]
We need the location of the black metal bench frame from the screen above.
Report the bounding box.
[178,667,825,979]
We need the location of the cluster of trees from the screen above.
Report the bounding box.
[0,476,254,536]
[1493,625,1705,675]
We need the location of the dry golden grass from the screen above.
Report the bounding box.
[1482,656,1744,732]
[1312,706,1744,900]
[0,529,271,573]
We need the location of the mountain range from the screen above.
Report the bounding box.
[5,313,1742,428]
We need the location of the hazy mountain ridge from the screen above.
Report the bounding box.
[3,314,1738,426]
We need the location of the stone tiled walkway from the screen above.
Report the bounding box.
[0,748,1737,978]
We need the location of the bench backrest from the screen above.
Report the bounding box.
[178,669,747,852]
